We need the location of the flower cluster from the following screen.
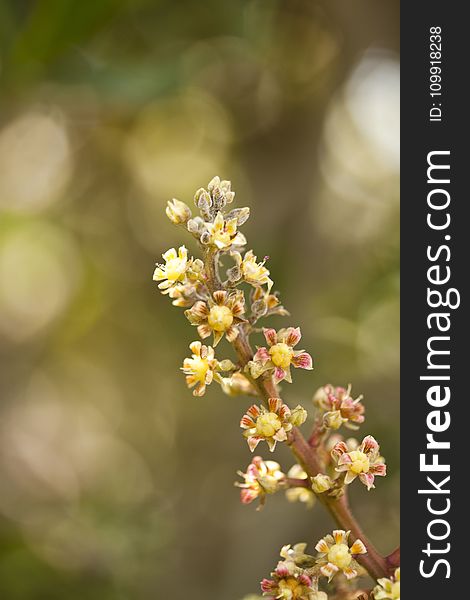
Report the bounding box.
[187,176,248,249]
[241,398,307,452]
[154,176,398,599]
[249,327,313,384]
[331,435,386,491]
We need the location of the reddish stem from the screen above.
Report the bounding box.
[386,546,400,569]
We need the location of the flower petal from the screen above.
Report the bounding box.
[350,539,367,555]
[361,435,379,455]
[254,346,270,364]
[212,290,227,305]
[315,538,330,554]
[333,530,348,545]
[359,472,375,490]
[285,327,302,347]
[263,328,277,347]
[247,436,261,452]
[344,471,358,485]
[225,325,239,342]
[268,397,283,413]
[162,248,177,261]
[273,367,286,384]
[197,324,212,339]
[371,463,387,477]
[292,352,313,370]
[343,567,358,580]
[320,563,339,582]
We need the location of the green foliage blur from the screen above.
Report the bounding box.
[0,1,399,598]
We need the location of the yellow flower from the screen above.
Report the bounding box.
[205,211,247,250]
[373,568,400,600]
[315,530,367,582]
[153,246,189,292]
[236,456,285,508]
[181,341,235,396]
[231,250,273,291]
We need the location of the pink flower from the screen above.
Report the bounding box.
[235,456,285,508]
[248,327,313,384]
[331,435,386,490]
[314,384,365,430]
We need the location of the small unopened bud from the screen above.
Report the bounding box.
[194,188,212,207]
[257,474,282,494]
[227,265,241,283]
[219,179,232,192]
[311,473,334,494]
[224,190,235,204]
[200,231,211,245]
[207,176,221,191]
[251,299,268,317]
[226,207,250,226]
[191,259,204,273]
[218,359,236,372]
[166,198,191,224]
[220,372,257,396]
[290,405,307,427]
[187,217,204,234]
[323,410,345,430]
[212,186,226,210]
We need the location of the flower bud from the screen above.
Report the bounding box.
[194,188,212,208]
[323,410,345,430]
[226,265,241,283]
[191,258,204,273]
[257,473,282,494]
[311,473,335,494]
[226,207,250,226]
[218,359,236,372]
[187,217,204,234]
[220,372,257,396]
[224,190,235,204]
[200,231,211,245]
[251,299,268,318]
[207,176,221,192]
[290,405,307,427]
[166,198,192,224]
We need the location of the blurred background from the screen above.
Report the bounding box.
[0,1,399,598]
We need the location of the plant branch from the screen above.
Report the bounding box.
[203,247,391,581]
